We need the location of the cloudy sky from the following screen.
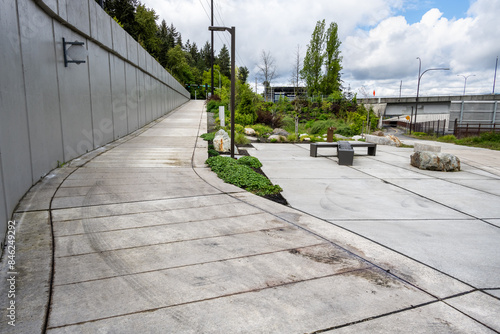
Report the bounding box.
[141,0,500,97]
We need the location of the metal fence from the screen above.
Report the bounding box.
[453,119,500,138]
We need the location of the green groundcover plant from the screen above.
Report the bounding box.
[205,156,282,196]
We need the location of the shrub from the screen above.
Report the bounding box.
[200,132,216,141]
[235,132,250,145]
[237,156,262,169]
[251,124,273,136]
[208,149,220,157]
[437,135,457,143]
[205,156,282,196]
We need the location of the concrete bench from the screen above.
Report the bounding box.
[337,141,354,165]
[310,142,377,157]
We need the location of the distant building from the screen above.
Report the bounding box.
[264,86,307,102]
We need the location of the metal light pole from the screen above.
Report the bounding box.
[458,74,475,96]
[209,26,236,158]
[411,57,450,134]
[210,0,214,98]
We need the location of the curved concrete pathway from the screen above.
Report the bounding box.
[1,100,499,333]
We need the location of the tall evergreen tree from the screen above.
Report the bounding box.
[322,22,342,95]
[217,45,231,77]
[301,20,326,96]
[238,66,249,84]
[103,0,138,38]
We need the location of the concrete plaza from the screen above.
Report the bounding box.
[1,100,499,333]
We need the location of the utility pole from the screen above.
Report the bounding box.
[493,56,498,94]
[210,0,214,97]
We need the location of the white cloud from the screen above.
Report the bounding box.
[142,0,500,97]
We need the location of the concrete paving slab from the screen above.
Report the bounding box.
[50,181,221,209]
[331,301,495,333]
[332,219,500,288]
[54,213,290,257]
[270,178,469,220]
[0,211,52,334]
[47,266,432,333]
[388,178,500,219]
[51,193,238,222]
[486,219,500,228]
[230,192,473,299]
[53,201,262,236]
[445,291,500,331]
[49,243,373,328]
[486,289,500,299]
[52,225,325,286]
[451,179,500,196]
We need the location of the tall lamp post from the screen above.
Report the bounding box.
[458,74,475,96]
[411,57,450,134]
[209,26,236,158]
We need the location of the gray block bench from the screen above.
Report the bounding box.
[310,141,377,158]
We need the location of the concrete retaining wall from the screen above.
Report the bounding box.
[0,0,190,248]
[449,101,499,130]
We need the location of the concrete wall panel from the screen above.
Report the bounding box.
[126,34,138,66]
[110,55,128,138]
[19,1,64,181]
[58,0,68,21]
[0,0,33,220]
[95,2,112,49]
[126,65,139,132]
[137,71,147,127]
[55,26,93,160]
[111,19,127,58]
[66,0,90,36]
[88,41,114,147]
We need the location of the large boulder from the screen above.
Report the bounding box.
[244,128,256,136]
[268,134,286,142]
[410,151,460,172]
[414,142,441,153]
[272,128,289,137]
[213,129,230,152]
[365,134,402,147]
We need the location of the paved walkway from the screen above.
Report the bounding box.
[1,100,499,333]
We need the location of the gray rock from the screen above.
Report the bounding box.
[213,129,230,152]
[244,128,256,136]
[268,135,286,142]
[414,142,441,153]
[410,151,460,172]
[365,134,392,145]
[272,128,289,137]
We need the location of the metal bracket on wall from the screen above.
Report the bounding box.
[63,38,87,67]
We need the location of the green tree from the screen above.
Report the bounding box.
[322,22,342,95]
[238,66,249,84]
[103,0,138,38]
[217,45,231,77]
[135,4,160,57]
[301,20,326,96]
[166,45,194,85]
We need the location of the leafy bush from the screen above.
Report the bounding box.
[237,156,262,169]
[200,132,216,141]
[437,135,457,143]
[205,156,282,195]
[235,132,250,145]
[251,124,273,136]
[208,149,220,157]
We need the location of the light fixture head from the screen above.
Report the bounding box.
[63,38,88,67]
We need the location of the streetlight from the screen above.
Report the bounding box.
[209,26,236,158]
[457,74,475,95]
[411,57,450,134]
